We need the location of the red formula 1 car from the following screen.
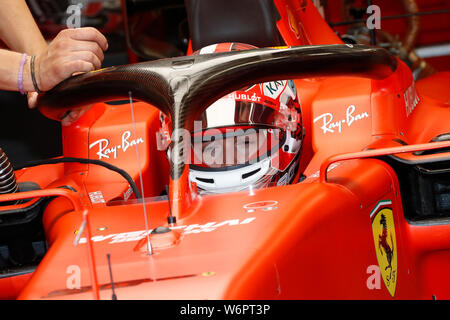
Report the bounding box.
[0,0,450,300]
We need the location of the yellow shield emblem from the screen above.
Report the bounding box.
[371,204,398,297]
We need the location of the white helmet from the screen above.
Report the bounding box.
[158,43,304,194]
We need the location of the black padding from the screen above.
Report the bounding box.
[185,0,284,51]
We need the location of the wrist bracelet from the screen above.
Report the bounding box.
[18,53,27,95]
[30,55,42,94]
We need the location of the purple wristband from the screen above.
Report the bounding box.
[18,53,27,95]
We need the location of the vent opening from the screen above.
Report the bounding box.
[242,168,261,180]
[195,177,214,184]
[385,156,450,223]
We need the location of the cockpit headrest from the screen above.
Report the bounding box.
[185,0,284,51]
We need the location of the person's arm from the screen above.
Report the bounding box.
[0,49,34,92]
[0,0,47,55]
[0,1,108,126]
[0,27,107,93]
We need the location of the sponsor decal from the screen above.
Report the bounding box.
[88,191,105,204]
[370,200,397,297]
[314,105,369,134]
[77,217,256,244]
[404,82,420,117]
[89,130,144,160]
[263,80,287,99]
[123,185,133,201]
[227,92,261,103]
[243,200,278,212]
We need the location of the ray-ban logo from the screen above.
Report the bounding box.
[314,105,369,134]
[89,130,145,160]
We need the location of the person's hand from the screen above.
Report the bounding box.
[27,27,107,125]
[33,27,108,92]
[28,89,92,126]
[27,92,38,110]
[60,104,93,126]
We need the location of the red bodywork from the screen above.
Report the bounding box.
[1,0,450,300]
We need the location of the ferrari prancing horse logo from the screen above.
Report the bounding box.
[371,201,397,297]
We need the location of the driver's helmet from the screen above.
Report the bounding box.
[157,42,304,194]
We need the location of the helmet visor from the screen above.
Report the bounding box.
[196,95,289,130]
[191,127,285,169]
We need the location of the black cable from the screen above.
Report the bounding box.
[14,157,142,199]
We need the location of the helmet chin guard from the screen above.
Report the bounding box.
[190,157,274,194]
